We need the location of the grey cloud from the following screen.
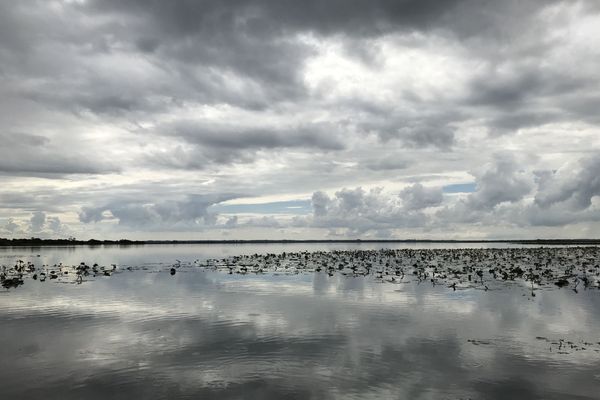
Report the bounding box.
[305,183,443,236]
[402,123,455,149]
[47,216,63,233]
[146,145,254,170]
[79,207,106,224]
[0,3,308,117]
[0,133,120,176]
[170,122,345,151]
[79,194,239,230]
[29,211,46,233]
[463,63,596,135]
[243,216,282,228]
[365,156,409,171]
[433,154,534,225]
[311,191,330,217]
[309,187,428,235]
[535,154,600,211]
[467,68,550,110]
[135,37,160,53]
[23,211,67,237]
[467,153,534,210]
[83,1,316,109]
[518,203,600,228]
[224,216,238,228]
[434,153,600,230]
[485,112,561,135]
[400,183,443,210]
[562,94,600,124]
[2,218,20,234]
[356,104,460,150]
[2,0,585,141]
[144,122,346,169]
[0,191,64,213]
[87,0,463,38]
[24,86,171,118]
[87,0,562,42]
[2,180,246,231]
[6,0,565,117]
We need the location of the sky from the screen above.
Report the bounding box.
[1,0,599,240]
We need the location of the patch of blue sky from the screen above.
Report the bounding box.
[212,200,312,215]
[442,183,477,193]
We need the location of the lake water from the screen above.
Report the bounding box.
[1,243,599,399]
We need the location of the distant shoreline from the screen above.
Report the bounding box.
[1,238,600,247]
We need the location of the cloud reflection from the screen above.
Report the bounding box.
[1,266,599,399]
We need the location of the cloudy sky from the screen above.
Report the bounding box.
[1,0,599,240]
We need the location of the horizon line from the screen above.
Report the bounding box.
[1,238,600,246]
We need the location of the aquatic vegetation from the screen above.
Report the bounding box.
[199,246,600,293]
[2,247,600,294]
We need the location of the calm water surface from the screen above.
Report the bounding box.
[1,244,599,399]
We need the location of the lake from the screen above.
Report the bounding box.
[1,243,599,399]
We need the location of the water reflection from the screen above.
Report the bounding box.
[1,246,599,399]
[0,241,576,267]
